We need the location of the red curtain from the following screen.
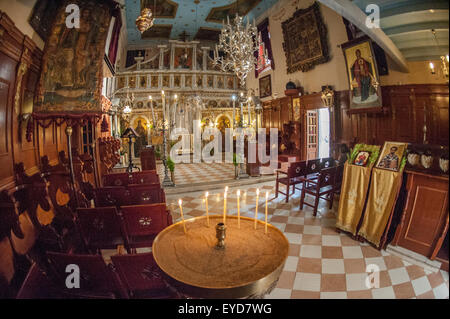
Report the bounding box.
[108,9,122,66]
[254,18,275,78]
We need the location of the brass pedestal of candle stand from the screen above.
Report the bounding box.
[215,223,226,249]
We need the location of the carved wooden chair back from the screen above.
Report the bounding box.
[287,161,307,179]
[46,251,128,298]
[93,186,128,207]
[110,252,169,297]
[75,206,126,253]
[119,204,169,247]
[126,183,165,205]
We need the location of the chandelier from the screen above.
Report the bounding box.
[429,29,449,79]
[121,91,135,123]
[213,15,269,88]
[136,7,154,33]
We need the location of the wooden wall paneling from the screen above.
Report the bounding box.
[0,51,16,188]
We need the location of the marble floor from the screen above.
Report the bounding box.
[163,180,449,299]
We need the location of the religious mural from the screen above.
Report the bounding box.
[174,48,192,70]
[281,2,329,73]
[195,27,221,42]
[132,116,149,157]
[206,0,261,23]
[259,74,271,98]
[35,0,113,114]
[142,0,178,19]
[342,37,382,110]
[375,142,407,172]
[142,25,173,39]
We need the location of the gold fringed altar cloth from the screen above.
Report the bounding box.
[335,162,372,235]
[357,168,403,247]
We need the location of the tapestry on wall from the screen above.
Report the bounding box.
[34,0,114,115]
[281,1,329,74]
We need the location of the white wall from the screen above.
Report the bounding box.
[0,0,45,50]
[246,0,350,100]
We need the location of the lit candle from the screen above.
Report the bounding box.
[254,188,259,230]
[172,94,178,128]
[178,199,187,234]
[205,191,209,227]
[247,96,252,126]
[265,191,269,234]
[232,95,236,126]
[161,90,166,121]
[429,62,435,74]
[223,186,228,223]
[237,189,241,228]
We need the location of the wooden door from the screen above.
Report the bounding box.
[306,110,318,160]
[394,172,449,258]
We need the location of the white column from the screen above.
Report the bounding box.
[201,47,209,71]
[158,45,166,70]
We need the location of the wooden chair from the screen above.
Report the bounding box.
[103,171,159,187]
[275,161,307,202]
[111,253,176,298]
[102,173,133,187]
[321,157,336,169]
[16,263,49,299]
[120,203,171,251]
[334,165,345,195]
[306,158,322,178]
[130,170,159,185]
[300,166,338,216]
[93,186,128,207]
[45,252,128,298]
[75,207,128,254]
[126,183,165,205]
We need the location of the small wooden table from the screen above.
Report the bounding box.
[152,215,289,298]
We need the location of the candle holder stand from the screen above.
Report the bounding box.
[215,223,226,250]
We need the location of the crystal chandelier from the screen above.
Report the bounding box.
[213,14,269,88]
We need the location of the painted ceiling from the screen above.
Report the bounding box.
[351,0,449,61]
[125,0,278,44]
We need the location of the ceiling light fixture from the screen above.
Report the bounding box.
[429,29,449,79]
[213,1,269,88]
[136,0,155,33]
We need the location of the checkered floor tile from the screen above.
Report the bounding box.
[157,162,236,186]
[164,180,449,299]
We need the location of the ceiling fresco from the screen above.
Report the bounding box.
[125,0,279,44]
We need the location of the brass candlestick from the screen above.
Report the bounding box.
[215,223,226,250]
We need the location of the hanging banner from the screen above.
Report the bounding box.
[34,0,114,116]
[336,144,380,235]
[358,141,408,247]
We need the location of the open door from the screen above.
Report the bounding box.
[306,110,318,160]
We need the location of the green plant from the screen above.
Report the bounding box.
[155,147,161,160]
[233,153,240,167]
[167,156,175,172]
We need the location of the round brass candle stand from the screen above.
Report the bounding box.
[152,215,289,299]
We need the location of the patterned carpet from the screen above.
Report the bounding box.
[164,181,449,299]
